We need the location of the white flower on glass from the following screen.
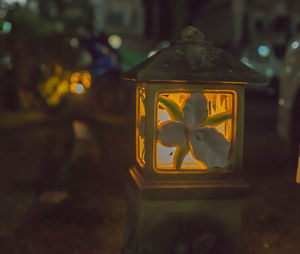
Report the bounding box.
[157,93,231,169]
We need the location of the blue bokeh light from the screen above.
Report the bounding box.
[75,84,84,94]
[2,21,12,34]
[291,41,299,49]
[258,45,270,57]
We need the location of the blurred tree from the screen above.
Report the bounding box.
[0,0,93,110]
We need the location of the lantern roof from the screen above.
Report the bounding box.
[123,26,267,84]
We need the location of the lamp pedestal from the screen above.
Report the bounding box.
[122,167,248,254]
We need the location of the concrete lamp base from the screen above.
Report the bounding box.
[122,168,248,254]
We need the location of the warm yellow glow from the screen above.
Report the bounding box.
[57,80,69,94]
[81,72,91,88]
[296,151,300,184]
[157,109,171,124]
[70,72,80,83]
[156,91,235,172]
[182,152,207,169]
[41,65,71,106]
[70,72,91,89]
[70,83,85,94]
[136,88,146,167]
[205,93,233,142]
[41,68,91,105]
[69,71,91,94]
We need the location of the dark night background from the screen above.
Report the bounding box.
[0,0,300,253]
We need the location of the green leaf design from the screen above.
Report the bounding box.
[141,149,145,159]
[205,112,231,127]
[173,142,190,169]
[158,96,184,121]
[140,93,145,104]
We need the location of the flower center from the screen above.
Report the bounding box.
[185,125,205,141]
[195,131,204,140]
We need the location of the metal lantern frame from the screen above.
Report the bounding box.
[123,26,266,198]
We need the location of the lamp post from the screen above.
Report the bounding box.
[122,26,266,254]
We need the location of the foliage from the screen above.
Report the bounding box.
[0,0,93,110]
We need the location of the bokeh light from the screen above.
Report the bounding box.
[148,50,157,58]
[285,66,292,73]
[291,41,299,49]
[2,21,12,34]
[70,38,79,48]
[265,68,274,78]
[108,34,122,49]
[74,84,84,94]
[3,0,27,5]
[258,45,270,58]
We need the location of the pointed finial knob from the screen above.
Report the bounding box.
[179,26,205,43]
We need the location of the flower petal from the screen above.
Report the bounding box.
[157,121,186,147]
[173,142,190,169]
[183,93,208,128]
[190,127,230,168]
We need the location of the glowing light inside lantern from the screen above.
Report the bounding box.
[136,88,146,167]
[155,91,235,172]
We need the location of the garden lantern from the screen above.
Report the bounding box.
[122,27,266,254]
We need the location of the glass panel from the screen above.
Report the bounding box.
[156,91,235,172]
[136,88,146,167]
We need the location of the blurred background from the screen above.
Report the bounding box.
[0,0,300,253]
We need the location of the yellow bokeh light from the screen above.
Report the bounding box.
[57,80,69,94]
[70,72,81,83]
[70,72,91,89]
